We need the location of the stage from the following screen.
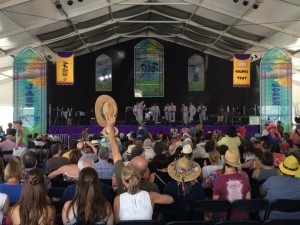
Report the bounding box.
[48,124,259,139]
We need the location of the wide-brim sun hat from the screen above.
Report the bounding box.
[13,119,22,125]
[95,95,118,127]
[101,127,119,137]
[279,155,300,176]
[168,156,201,182]
[222,149,241,167]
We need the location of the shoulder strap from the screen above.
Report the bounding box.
[154,172,166,185]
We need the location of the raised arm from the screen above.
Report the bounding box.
[85,141,97,154]
[106,117,121,163]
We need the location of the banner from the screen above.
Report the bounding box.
[56,51,74,85]
[260,48,292,132]
[13,47,47,134]
[95,54,112,91]
[233,53,251,87]
[134,39,164,97]
[188,54,205,91]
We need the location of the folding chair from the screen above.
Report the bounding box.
[264,199,300,221]
[263,220,300,225]
[115,221,161,225]
[154,201,190,222]
[216,221,261,225]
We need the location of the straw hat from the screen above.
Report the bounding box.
[95,95,118,127]
[101,127,119,137]
[222,149,241,167]
[279,155,300,176]
[168,156,201,182]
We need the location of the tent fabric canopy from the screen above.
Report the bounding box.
[1,0,300,83]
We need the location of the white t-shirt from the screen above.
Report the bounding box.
[0,193,8,223]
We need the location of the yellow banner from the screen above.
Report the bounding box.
[233,54,251,87]
[56,52,74,85]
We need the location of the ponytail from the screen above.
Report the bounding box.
[121,165,141,195]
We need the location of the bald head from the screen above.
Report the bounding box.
[130,156,148,176]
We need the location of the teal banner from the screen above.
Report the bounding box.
[188,54,205,91]
[13,47,47,134]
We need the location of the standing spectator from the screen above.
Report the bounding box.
[217,126,241,152]
[290,128,300,148]
[0,126,4,138]
[276,121,284,138]
[95,147,114,179]
[237,124,246,139]
[81,127,90,141]
[0,135,15,163]
[9,169,55,225]
[12,120,28,158]
[6,122,16,136]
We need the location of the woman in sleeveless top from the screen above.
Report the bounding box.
[9,169,55,225]
[114,164,174,222]
[62,167,113,225]
[48,150,81,181]
[252,151,280,182]
[149,154,172,193]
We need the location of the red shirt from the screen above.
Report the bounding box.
[237,127,246,138]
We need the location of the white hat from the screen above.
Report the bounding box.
[126,145,135,155]
[91,140,99,146]
[182,144,193,154]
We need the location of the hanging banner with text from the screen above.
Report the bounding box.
[188,54,205,91]
[13,47,47,134]
[56,51,74,85]
[233,53,251,87]
[95,54,112,91]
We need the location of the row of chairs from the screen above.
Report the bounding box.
[153,199,300,222]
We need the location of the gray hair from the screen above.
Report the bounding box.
[78,157,95,171]
[99,147,110,160]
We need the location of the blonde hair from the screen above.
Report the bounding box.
[4,159,22,182]
[209,150,220,163]
[121,165,141,195]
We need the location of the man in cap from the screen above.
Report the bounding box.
[260,155,300,220]
[13,119,28,158]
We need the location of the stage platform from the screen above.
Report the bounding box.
[48,124,259,139]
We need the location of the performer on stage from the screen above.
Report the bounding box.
[137,101,145,125]
[133,102,139,121]
[164,103,169,122]
[169,102,176,123]
[188,102,196,123]
[181,103,189,125]
[197,103,207,125]
[217,104,225,124]
[150,103,160,124]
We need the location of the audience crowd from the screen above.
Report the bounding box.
[0,119,299,224]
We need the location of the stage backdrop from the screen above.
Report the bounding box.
[13,47,47,134]
[260,48,292,132]
[95,54,112,91]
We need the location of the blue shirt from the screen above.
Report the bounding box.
[95,160,114,179]
[0,184,22,203]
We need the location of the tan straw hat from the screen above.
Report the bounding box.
[95,95,118,127]
[101,127,119,137]
[222,149,241,167]
[168,156,201,182]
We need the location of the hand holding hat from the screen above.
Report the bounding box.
[95,95,118,127]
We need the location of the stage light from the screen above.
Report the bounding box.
[67,0,73,5]
[54,0,62,9]
[233,0,239,3]
[243,0,249,6]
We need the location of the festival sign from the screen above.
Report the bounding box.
[95,54,112,91]
[188,54,205,91]
[260,48,292,132]
[13,47,47,134]
[233,53,251,87]
[56,51,74,85]
[134,39,164,97]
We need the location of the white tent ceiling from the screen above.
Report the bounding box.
[1,0,300,83]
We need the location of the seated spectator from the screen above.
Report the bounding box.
[252,151,279,182]
[60,157,114,206]
[46,143,69,173]
[164,156,204,205]
[149,154,172,193]
[0,192,9,223]
[62,168,113,225]
[260,155,300,220]
[0,134,15,164]
[122,144,135,162]
[9,169,55,225]
[271,143,285,167]
[201,150,222,180]
[95,147,114,179]
[113,164,173,221]
[143,138,155,162]
[241,141,256,166]
[0,159,22,203]
[212,149,251,222]
[106,117,160,195]
[48,149,81,181]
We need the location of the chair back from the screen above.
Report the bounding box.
[165,221,211,225]
[115,220,161,225]
[264,199,300,220]
[216,221,261,225]
[154,201,189,222]
[263,220,300,225]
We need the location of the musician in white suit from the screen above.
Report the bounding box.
[197,103,207,125]
[168,102,176,123]
[188,102,196,123]
[164,103,169,122]
[181,104,189,125]
[150,103,160,124]
[137,101,145,125]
